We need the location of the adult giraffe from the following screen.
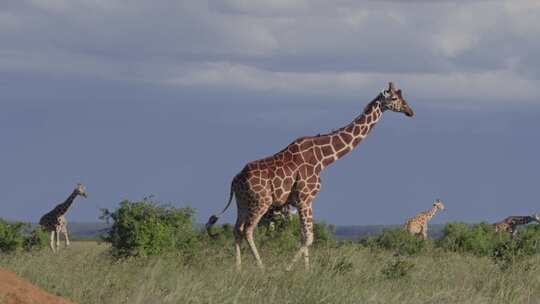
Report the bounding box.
[207,82,414,270]
[39,184,88,252]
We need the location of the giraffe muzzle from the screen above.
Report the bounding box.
[404,107,414,117]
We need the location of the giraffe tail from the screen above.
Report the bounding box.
[206,182,235,239]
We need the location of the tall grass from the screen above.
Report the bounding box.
[2,242,540,304]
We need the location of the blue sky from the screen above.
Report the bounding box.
[1,1,539,225]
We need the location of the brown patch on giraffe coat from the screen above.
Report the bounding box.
[339,133,353,144]
[361,126,368,136]
[322,157,333,167]
[314,136,331,146]
[331,136,346,151]
[353,125,361,136]
[275,188,284,199]
[272,177,282,189]
[283,177,293,189]
[306,164,315,176]
[284,150,293,161]
[366,115,372,124]
[276,167,285,178]
[321,145,334,157]
[314,147,324,161]
[336,147,351,158]
[249,177,261,185]
[299,140,313,151]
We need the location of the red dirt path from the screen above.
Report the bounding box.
[0,267,75,304]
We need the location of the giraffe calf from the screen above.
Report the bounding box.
[404,199,446,239]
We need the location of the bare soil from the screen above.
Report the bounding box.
[0,267,75,304]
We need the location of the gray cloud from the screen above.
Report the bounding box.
[0,0,539,103]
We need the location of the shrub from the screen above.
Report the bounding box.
[255,214,336,252]
[437,222,511,256]
[100,198,199,257]
[23,226,49,251]
[361,228,427,255]
[514,224,540,255]
[0,219,27,253]
[435,221,470,252]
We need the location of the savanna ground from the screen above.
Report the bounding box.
[1,241,539,304]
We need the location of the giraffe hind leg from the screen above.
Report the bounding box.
[234,218,246,271]
[244,213,266,270]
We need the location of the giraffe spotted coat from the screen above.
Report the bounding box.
[39,184,87,252]
[206,82,414,270]
[494,214,540,236]
[405,200,445,239]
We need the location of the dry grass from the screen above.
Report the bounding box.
[1,242,540,304]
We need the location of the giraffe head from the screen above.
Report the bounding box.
[75,183,88,198]
[532,213,540,223]
[380,82,414,117]
[433,199,445,211]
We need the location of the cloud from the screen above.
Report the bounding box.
[166,62,539,103]
[0,0,539,103]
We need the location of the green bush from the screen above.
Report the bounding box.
[437,222,510,256]
[360,228,427,255]
[514,224,540,255]
[0,219,27,253]
[435,221,470,252]
[100,198,199,257]
[256,214,336,252]
[23,226,49,251]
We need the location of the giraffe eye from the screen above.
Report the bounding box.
[391,97,398,101]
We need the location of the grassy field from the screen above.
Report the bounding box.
[1,242,540,304]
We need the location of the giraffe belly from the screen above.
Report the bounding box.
[406,221,422,234]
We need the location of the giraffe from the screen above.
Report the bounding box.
[206,82,414,270]
[39,184,88,252]
[404,199,446,239]
[494,214,540,237]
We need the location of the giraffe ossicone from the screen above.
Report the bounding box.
[207,82,414,270]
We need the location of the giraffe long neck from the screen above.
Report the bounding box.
[425,206,439,221]
[318,98,384,168]
[51,190,78,217]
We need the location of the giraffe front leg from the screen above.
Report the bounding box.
[49,231,56,253]
[55,227,61,251]
[421,224,428,240]
[63,229,70,247]
[245,224,264,270]
[287,204,314,271]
